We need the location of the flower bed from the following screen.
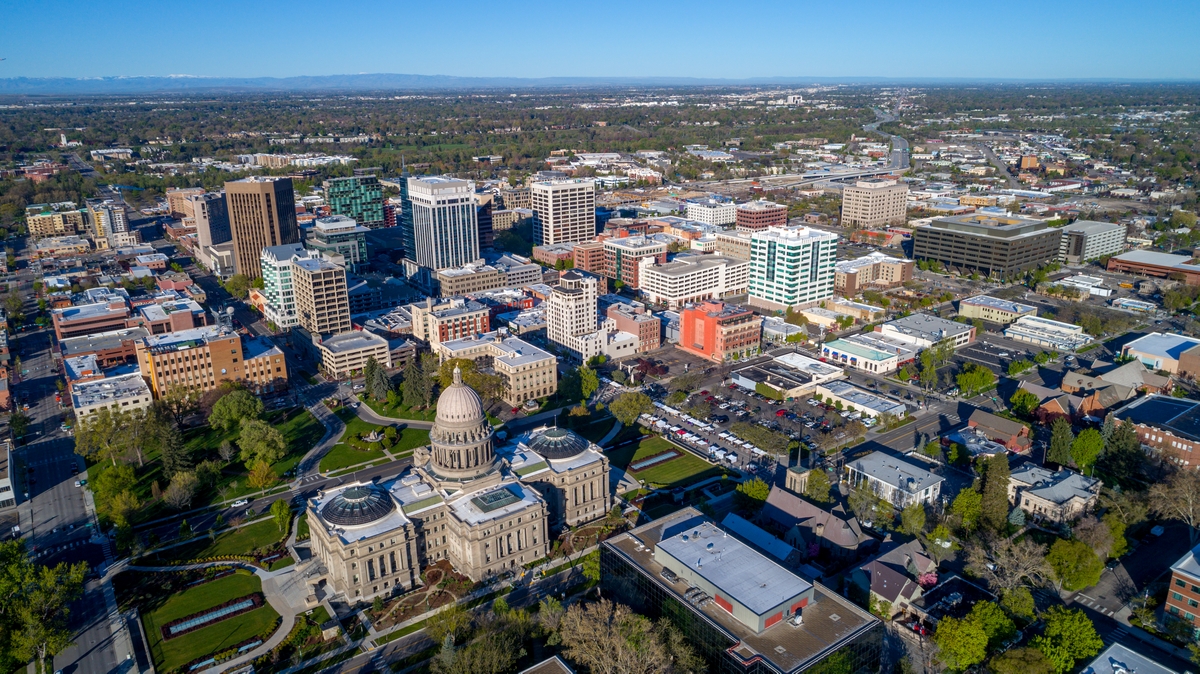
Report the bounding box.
[183,636,264,672]
[162,593,265,640]
[628,448,681,472]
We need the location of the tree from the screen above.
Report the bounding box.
[1,545,87,674]
[919,350,937,390]
[980,453,1011,534]
[401,356,435,409]
[968,601,1016,649]
[933,616,988,670]
[158,422,192,480]
[557,599,699,674]
[991,648,1056,674]
[1071,428,1103,472]
[1000,587,1036,622]
[247,460,276,496]
[224,274,250,299]
[73,408,125,466]
[271,499,291,532]
[238,419,286,466]
[610,392,653,426]
[1032,606,1102,674]
[1151,468,1200,544]
[426,602,471,648]
[735,478,770,513]
[579,366,600,401]
[804,469,832,503]
[900,502,926,536]
[950,487,983,531]
[163,471,199,510]
[156,384,200,428]
[437,359,478,389]
[363,357,393,401]
[209,389,264,433]
[1046,539,1104,591]
[1047,418,1074,466]
[966,535,1050,592]
[956,363,996,397]
[1072,515,1114,559]
[1009,389,1041,417]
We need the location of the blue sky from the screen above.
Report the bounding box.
[1,0,1197,80]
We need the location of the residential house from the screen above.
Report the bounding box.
[758,485,875,562]
[852,540,937,617]
[966,409,1031,453]
[1016,381,1092,424]
[1008,464,1101,523]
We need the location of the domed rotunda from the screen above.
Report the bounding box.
[428,366,496,482]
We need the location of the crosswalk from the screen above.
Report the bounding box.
[1073,592,1117,617]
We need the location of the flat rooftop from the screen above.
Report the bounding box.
[243,335,283,360]
[53,301,128,323]
[920,214,1054,239]
[961,295,1037,314]
[1110,250,1200,270]
[821,380,907,416]
[441,331,554,367]
[71,372,151,409]
[605,508,878,674]
[1083,644,1180,674]
[835,251,911,273]
[142,325,236,352]
[645,255,746,277]
[319,330,388,354]
[1112,394,1200,443]
[60,327,150,356]
[882,313,972,342]
[1122,332,1200,360]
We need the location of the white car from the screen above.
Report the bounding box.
[352,384,365,391]
[231,499,249,508]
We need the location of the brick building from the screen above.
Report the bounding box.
[677,300,762,363]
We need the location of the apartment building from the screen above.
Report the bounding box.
[685,200,737,226]
[1168,545,1200,630]
[606,303,661,353]
[602,236,667,289]
[840,178,908,228]
[958,296,1037,324]
[735,199,788,233]
[1059,220,1126,263]
[547,270,599,355]
[435,330,558,405]
[26,207,87,240]
[677,300,762,363]
[638,255,749,309]
[225,176,300,280]
[136,325,287,397]
[292,256,352,336]
[87,199,132,244]
[713,230,753,260]
[748,226,838,311]
[409,297,491,349]
[323,175,385,229]
[532,179,596,245]
[406,176,480,271]
[834,252,914,295]
[306,215,370,271]
[911,214,1062,277]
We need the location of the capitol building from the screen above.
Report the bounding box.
[307,367,611,602]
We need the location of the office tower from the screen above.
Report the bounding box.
[406,176,479,271]
[136,325,288,397]
[840,178,908,229]
[911,214,1061,277]
[686,200,737,226]
[602,236,667,289]
[735,200,788,233]
[547,270,598,350]
[225,176,300,280]
[292,255,351,336]
[531,179,596,245]
[398,165,414,258]
[261,244,308,329]
[748,225,838,311]
[166,187,205,219]
[323,175,385,229]
[190,192,230,250]
[306,215,370,272]
[476,192,494,251]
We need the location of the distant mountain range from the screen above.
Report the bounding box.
[0,73,1188,95]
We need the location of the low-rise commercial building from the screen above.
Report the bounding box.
[605,303,661,353]
[844,451,943,507]
[435,330,557,406]
[1058,220,1126,263]
[437,263,506,296]
[311,330,392,379]
[409,297,491,349]
[876,313,974,349]
[1121,333,1200,375]
[835,252,914,295]
[1111,395,1200,468]
[821,339,899,375]
[686,200,737,226]
[814,380,907,419]
[735,200,788,233]
[958,296,1038,324]
[1004,315,1091,351]
[1107,250,1200,285]
[638,255,749,309]
[71,372,154,418]
[1168,543,1200,631]
[830,298,886,322]
[912,214,1062,276]
[136,326,287,397]
[731,352,843,399]
[571,241,606,275]
[34,236,91,259]
[677,301,762,363]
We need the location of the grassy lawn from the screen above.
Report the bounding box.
[319,443,385,473]
[296,513,309,541]
[318,409,430,472]
[141,570,281,673]
[141,518,288,564]
[574,416,618,445]
[361,397,436,421]
[607,436,727,489]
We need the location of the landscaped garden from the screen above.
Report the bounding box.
[361,396,436,422]
[137,517,290,567]
[606,436,730,489]
[317,408,430,473]
[251,605,343,674]
[132,569,282,674]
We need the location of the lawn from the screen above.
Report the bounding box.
[141,518,288,565]
[318,408,430,472]
[574,416,618,445]
[361,397,436,421]
[141,570,281,673]
[607,436,727,489]
[318,443,385,473]
[296,513,309,541]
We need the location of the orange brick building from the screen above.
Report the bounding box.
[677,301,762,363]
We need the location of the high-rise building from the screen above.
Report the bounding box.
[531,179,596,245]
[735,199,788,233]
[602,236,667,289]
[261,244,308,329]
[406,176,480,271]
[547,271,598,351]
[323,175,385,229]
[86,199,129,240]
[748,226,838,311]
[225,176,300,280]
[189,192,231,250]
[293,255,351,336]
[166,187,205,219]
[306,215,370,271]
[1058,220,1125,263]
[840,178,909,229]
[476,192,494,251]
[397,167,414,258]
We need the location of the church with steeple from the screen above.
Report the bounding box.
[307,367,609,603]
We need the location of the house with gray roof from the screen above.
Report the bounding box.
[758,485,875,563]
[851,539,937,617]
[1008,464,1101,524]
[844,451,943,508]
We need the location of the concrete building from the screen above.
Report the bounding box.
[435,330,558,406]
[406,176,480,271]
[572,241,605,275]
[52,299,131,340]
[714,231,753,260]
[293,255,352,336]
[821,339,899,375]
[912,214,1062,276]
[1106,250,1200,285]
[225,177,300,280]
[748,226,839,312]
[602,236,667,289]
[677,300,762,363]
[531,243,576,267]
[834,252,913,295]
[1121,333,1200,375]
[814,380,907,419]
[409,298,491,350]
[166,187,205,219]
[547,271,599,356]
[1008,465,1101,524]
[639,256,750,309]
[189,192,231,250]
[686,200,737,226]
[136,326,287,397]
[260,243,308,330]
[35,236,91,259]
[958,296,1038,324]
[841,178,908,228]
[1084,645,1180,674]
[1004,315,1091,351]
[311,330,392,378]
[844,451,943,507]
[306,215,370,271]
[1059,220,1125,263]
[735,200,788,233]
[437,264,505,297]
[70,372,154,419]
[324,175,385,229]
[877,313,974,349]
[532,179,596,245]
[26,207,87,240]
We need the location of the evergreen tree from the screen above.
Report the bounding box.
[400,359,424,409]
[981,453,1012,533]
[1048,418,1074,466]
[363,356,392,401]
[158,423,191,480]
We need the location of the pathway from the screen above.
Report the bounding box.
[597,419,624,447]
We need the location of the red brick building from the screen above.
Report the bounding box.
[677,301,762,363]
[735,200,788,233]
[606,303,661,353]
[573,241,606,275]
[1168,544,1200,629]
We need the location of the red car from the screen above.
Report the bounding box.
[775,409,787,417]
[700,390,709,395]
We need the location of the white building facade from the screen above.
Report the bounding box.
[748,226,838,311]
[638,256,749,309]
[407,176,480,271]
[686,200,737,227]
[261,243,309,329]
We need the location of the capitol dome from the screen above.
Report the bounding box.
[436,366,486,425]
[528,427,590,461]
[321,485,396,526]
